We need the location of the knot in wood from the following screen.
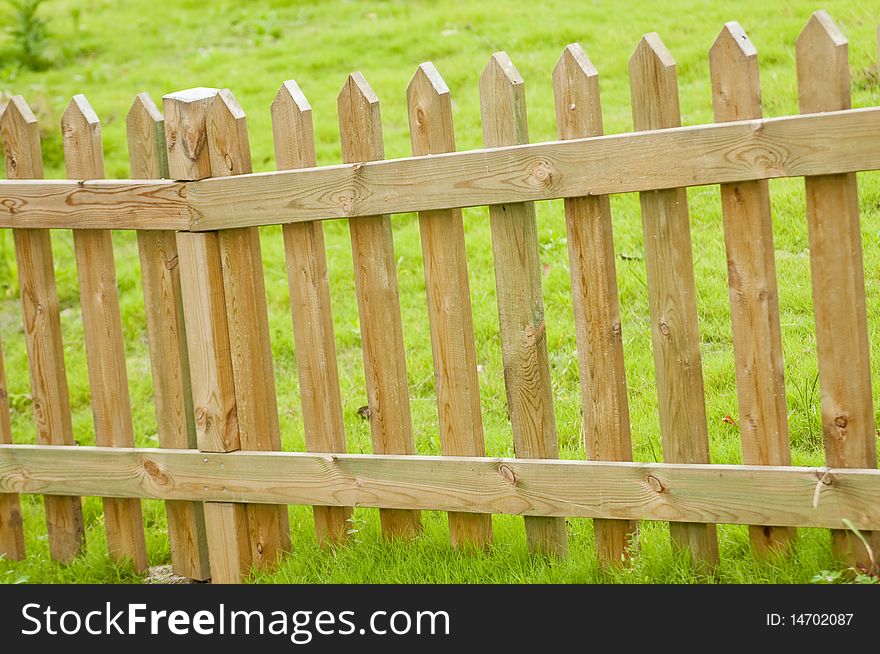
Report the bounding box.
[498,463,517,485]
[658,321,670,337]
[529,159,553,186]
[224,153,234,171]
[414,106,426,128]
[646,474,665,493]
[142,458,169,485]
[834,415,848,429]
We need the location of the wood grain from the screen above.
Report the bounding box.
[630,35,718,570]
[185,107,880,231]
[1,445,878,532]
[797,11,878,570]
[127,92,210,580]
[338,72,421,539]
[0,330,24,559]
[1,96,84,563]
[553,44,636,566]
[710,23,795,556]
[408,62,491,549]
[481,52,567,557]
[63,94,147,572]
[165,88,251,583]
[271,80,351,545]
[208,89,290,567]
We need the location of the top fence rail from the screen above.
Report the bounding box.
[1,106,880,231]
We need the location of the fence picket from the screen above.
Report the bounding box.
[61,95,148,571]
[0,336,24,560]
[796,11,878,568]
[552,44,636,566]
[271,80,352,546]
[165,88,250,583]
[629,35,718,570]
[126,92,210,579]
[338,73,422,539]
[0,97,85,563]
[208,90,291,568]
[709,23,796,556]
[407,63,492,549]
[480,52,568,558]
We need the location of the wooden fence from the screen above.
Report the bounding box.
[0,10,879,582]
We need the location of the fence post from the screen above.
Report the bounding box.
[62,95,148,571]
[796,11,878,570]
[407,62,492,549]
[709,23,796,556]
[127,92,211,579]
[338,73,422,540]
[271,80,352,546]
[0,96,85,563]
[209,89,291,566]
[552,44,637,566]
[629,35,718,571]
[480,52,568,558]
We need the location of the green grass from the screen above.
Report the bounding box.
[1,0,880,583]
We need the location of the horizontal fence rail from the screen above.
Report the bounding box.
[1,445,879,531]
[0,108,879,231]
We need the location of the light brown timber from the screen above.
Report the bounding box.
[338,72,421,539]
[1,445,879,532]
[271,80,351,545]
[630,34,718,569]
[184,107,880,231]
[0,97,85,563]
[408,62,491,548]
[62,94,147,571]
[0,334,24,559]
[480,52,567,557]
[126,92,210,580]
[208,89,290,566]
[553,43,636,566]
[165,87,251,583]
[797,11,878,569]
[710,23,796,555]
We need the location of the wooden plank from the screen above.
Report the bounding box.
[62,94,148,571]
[165,87,250,584]
[797,11,878,569]
[208,89,290,567]
[0,333,25,560]
[1,445,879,532]
[480,52,567,557]
[2,107,880,231]
[127,92,210,580]
[271,80,351,546]
[0,178,187,229]
[0,96,85,563]
[710,23,795,556]
[338,73,421,539]
[183,107,880,231]
[408,63,491,549]
[630,35,718,570]
[553,44,636,566]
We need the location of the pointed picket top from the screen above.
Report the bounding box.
[797,10,850,113]
[271,80,317,170]
[479,52,528,147]
[629,33,681,131]
[552,43,603,139]
[710,22,762,122]
[61,94,104,179]
[337,72,384,163]
[162,87,219,180]
[206,88,252,176]
[126,92,168,179]
[0,95,43,179]
[407,62,455,155]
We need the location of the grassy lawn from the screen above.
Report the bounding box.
[1,0,880,583]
